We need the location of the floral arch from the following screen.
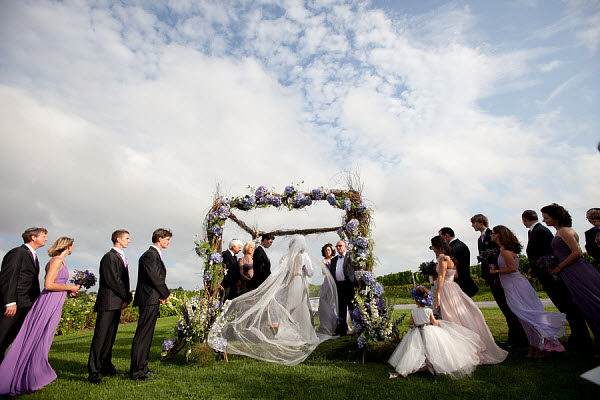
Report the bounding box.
[194,184,374,302]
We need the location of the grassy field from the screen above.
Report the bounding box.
[3,306,597,400]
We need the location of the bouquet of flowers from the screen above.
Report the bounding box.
[477,248,499,266]
[535,255,560,279]
[418,261,438,277]
[70,270,97,289]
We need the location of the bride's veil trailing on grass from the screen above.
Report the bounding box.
[208,235,338,366]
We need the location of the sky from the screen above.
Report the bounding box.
[0,0,599,290]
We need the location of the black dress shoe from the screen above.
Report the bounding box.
[87,377,103,384]
[131,376,154,382]
[102,369,121,376]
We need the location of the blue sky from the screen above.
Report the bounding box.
[0,0,598,289]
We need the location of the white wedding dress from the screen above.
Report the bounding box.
[208,236,338,366]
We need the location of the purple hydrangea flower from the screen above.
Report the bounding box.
[358,203,368,214]
[257,196,268,205]
[326,193,337,206]
[355,270,375,286]
[293,193,312,207]
[211,224,223,236]
[341,198,352,211]
[351,306,365,324]
[255,185,268,198]
[346,219,359,235]
[243,196,256,209]
[209,252,223,263]
[352,236,369,249]
[219,198,231,205]
[373,282,384,296]
[195,246,202,257]
[216,206,230,219]
[336,227,344,236]
[208,211,216,222]
[270,195,282,207]
[177,320,185,331]
[284,185,295,196]
[162,337,177,351]
[203,270,212,281]
[357,336,366,349]
[311,188,324,200]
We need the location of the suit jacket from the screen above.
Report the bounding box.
[221,250,240,289]
[449,238,478,297]
[526,223,555,275]
[94,249,132,312]
[250,246,271,288]
[0,245,40,308]
[133,247,170,307]
[478,228,499,282]
[585,227,600,265]
[329,253,357,285]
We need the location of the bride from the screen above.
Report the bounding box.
[208,235,338,366]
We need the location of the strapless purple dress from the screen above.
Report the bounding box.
[552,236,600,350]
[0,259,69,395]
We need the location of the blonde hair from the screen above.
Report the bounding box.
[47,237,74,257]
[243,241,255,255]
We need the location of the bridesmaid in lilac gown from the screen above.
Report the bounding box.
[0,237,80,396]
[489,226,566,358]
[541,203,600,354]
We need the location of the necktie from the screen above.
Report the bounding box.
[33,252,39,269]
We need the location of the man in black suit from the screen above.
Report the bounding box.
[585,208,600,267]
[87,230,133,384]
[330,240,357,335]
[471,214,527,347]
[523,210,592,350]
[249,233,274,291]
[221,239,242,300]
[130,229,172,381]
[438,227,478,298]
[0,227,47,363]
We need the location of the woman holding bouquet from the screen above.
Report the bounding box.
[430,236,508,365]
[541,203,600,354]
[0,237,80,395]
[489,225,566,358]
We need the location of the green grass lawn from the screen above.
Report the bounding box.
[4,307,597,400]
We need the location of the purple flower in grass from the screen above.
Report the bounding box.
[162,337,177,351]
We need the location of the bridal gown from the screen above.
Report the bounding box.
[436,264,508,364]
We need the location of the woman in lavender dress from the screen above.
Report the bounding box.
[0,237,80,395]
[541,203,600,354]
[489,225,566,358]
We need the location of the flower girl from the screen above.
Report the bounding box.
[388,286,484,380]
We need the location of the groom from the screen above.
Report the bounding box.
[330,241,357,335]
[130,229,172,381]
[0,227,47,363]
[249,233,274,291]
[88,230,133,384]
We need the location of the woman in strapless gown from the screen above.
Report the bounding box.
[318,243,338,335]
[430,236,508,365]
[542,203,600,353]
[489,225,565,358]
[0,237,80,396]
[238,241,255,295]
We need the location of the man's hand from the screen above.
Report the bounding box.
[4,304,17,318]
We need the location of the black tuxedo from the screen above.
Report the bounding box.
[249,246,271,290]
[221,250,240,300]
[0,244,40,362]
[329,253,357,334]
[478,228,527,345]
[585,227,600,267]
[449,238,478,297]
[130,247,170,380]
[527,223,592,349]
[88,249,132,381]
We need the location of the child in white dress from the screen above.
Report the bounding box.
[388,286,484,380]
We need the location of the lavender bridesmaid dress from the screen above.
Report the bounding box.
[0,258,69,395]
[552,236,600,350]
[497,255,565,352]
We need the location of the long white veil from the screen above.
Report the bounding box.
[208,235,338,366]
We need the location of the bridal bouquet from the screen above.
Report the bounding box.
[70,270,97,289]
[535,255,560,279]
[477,249,499,265]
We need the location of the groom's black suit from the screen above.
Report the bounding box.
[329,252,357,334]
[221,250,240,300]
[478,228,527,346]
[250,246,271,290]
[130,247,170,380]
[88,248,132,382]
[526,223,592,349]
[449,238,478,298]
[0,245,40,362]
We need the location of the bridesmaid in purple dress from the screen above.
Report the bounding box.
[489,226,566,359]
[541,203,600,355]
[0,237,80,396]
